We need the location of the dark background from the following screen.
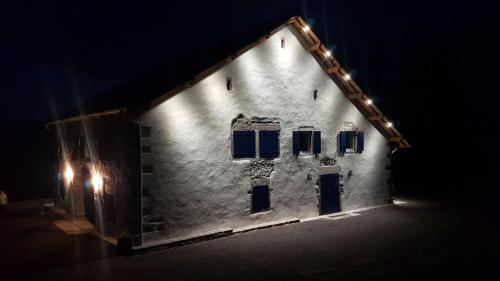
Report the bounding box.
[0,0,495,202]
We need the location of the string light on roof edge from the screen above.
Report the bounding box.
[365,99,373,105]
[303,25,310,32]
[344,73,351,80]
[386,122,393,128]
[324,50,332,57]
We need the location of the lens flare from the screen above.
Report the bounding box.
[64,164,74,184]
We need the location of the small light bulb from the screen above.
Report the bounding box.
[303,25,310,32]
[344,74,351,80]
[387,122,393,128]
[366,99,373,105]
[324,50,331,57]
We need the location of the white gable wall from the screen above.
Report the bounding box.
[140,26,390,239]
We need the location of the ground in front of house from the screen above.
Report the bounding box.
[1,195,499,281]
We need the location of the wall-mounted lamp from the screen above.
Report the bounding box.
[344,74,351,80]
[324,50,331,57]
[386,122,393,128]
[365,99,373,105]
[91,172,103,193]
[303,25,310,32]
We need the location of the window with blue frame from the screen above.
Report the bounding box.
[338,131,364,154]
[233,130,256,158]
[293,130,321,155]
[259,130,280,158]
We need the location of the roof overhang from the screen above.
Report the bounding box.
[45,107,127,129]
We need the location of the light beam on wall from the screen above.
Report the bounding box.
[64,164,74,184]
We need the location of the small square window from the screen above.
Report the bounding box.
[339,130,364,154]
[299,131,312,153]
[251,185,270,213]
[293,130,321,155]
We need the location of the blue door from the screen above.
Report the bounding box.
[320,173,340,215]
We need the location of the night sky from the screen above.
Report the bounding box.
[0,0,477,123]
[0,0,496,200]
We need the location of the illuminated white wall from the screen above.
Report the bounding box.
[139,26,390,239]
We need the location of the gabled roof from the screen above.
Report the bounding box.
[48,16,410,148]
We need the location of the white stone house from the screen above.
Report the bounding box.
[47,16,410,248]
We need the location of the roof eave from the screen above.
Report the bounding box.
[45,107,127,129]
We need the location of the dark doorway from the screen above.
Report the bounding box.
[320,173,340,215]
[82,166,95,223]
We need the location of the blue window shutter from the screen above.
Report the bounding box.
[313,131,321,154]
[357,131,364,153]
[339,131,347,153]
[233,131,256,158]
[259,131,280,158]
[292,131,299,155]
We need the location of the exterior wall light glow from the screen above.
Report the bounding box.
[365,99,373,105]
[324,50,331,57]
[303,25,310,32]
[91,173,103,193]
[344,74,351,80]
[386,122,393,128]
[64,164,74,184]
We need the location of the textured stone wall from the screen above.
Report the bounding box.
[139,26,391,239]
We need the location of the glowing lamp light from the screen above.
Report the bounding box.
[64,165,74,184]
[303,25,310,32]
[386,122,393,128]
[91,173,103,193]
[366,99,373,105]
[344,73,351,80]
[324,50,332,57]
